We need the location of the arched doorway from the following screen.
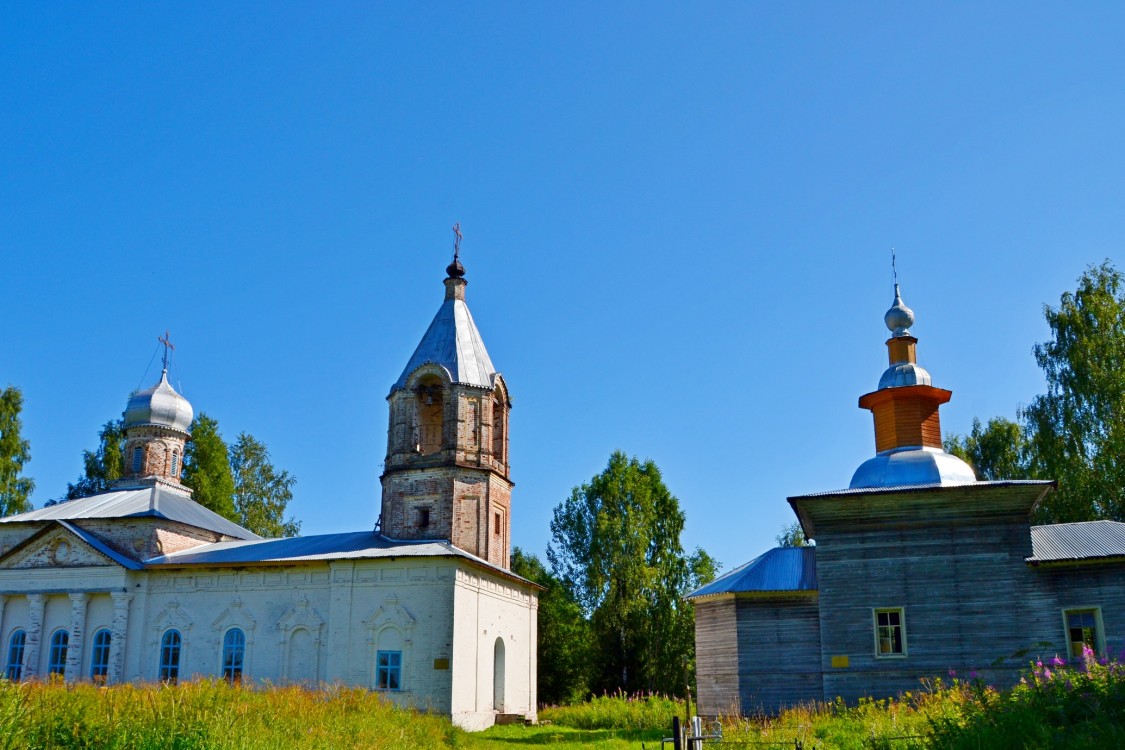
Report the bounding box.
[492,637,506,712]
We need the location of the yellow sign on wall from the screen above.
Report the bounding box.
[830,655,850,668]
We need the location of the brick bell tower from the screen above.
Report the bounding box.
[380,238,513,569]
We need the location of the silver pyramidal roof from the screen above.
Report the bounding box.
[391,289,498,392]
[0,487,258,541]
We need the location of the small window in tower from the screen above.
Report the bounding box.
[171,450,179,478]
[419,508,430,528]
[494,512,501,535]
[132,447,143,473]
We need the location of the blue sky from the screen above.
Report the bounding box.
[2,3,1123,573]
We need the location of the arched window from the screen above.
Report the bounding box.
[48,630,69,676]
[222,628,245,683]
[170,450,180,478]
[493,637,506,711]
[90,629,112,684]
[132,446,144,473]
[414,376,444,455]
[491,392,506,461]
[159,630,182,683]
[4,630,26,681]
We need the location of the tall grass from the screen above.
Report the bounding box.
[0,678,457,750]
[539,691,682,730]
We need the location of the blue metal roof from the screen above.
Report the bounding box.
[686,547,817,599]
[1029,520,1125,563]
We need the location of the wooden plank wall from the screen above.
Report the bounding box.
[735,595,823,714]
[694,598,739,716]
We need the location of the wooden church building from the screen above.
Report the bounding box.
[689,285,1125,715]
[0,251,538,731]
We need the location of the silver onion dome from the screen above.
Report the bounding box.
[123,370,194,433]
[884,284,914,337]
[849,447,977,489]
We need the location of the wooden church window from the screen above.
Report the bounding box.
[874,608,906,657]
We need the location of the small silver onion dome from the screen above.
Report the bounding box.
[878,362,933,389]
[884,283,915,337]
[123,370,194,433]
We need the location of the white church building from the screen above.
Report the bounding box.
[0,254,538,730]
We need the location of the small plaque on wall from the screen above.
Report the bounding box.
[831,655,850,668]
[433,658,450,670]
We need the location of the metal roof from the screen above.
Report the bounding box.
[0,487,258,541]
[1029,521,1125,563]
[686,547,817,599]
[123,370,193,433]
[147,530,539,588]
[791,479,1054,500]
[849,447,976,489]
[392,294,497,392]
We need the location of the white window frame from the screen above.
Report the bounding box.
[5,630,26,681]
[159,629,182,683]
[872,607,907,658]
[222,628,246,683]
[47,629,69,676]
[90,629,112,683]
[1062,606,1105,659]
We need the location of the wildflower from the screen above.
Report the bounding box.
[1050,656,1065,667]
[948,669,956,678]
[1043,668,1053,680]
[1035,660,1043,668]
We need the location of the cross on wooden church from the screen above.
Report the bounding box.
[158,330,174,371]
[452,222,463,260]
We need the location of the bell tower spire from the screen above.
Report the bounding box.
[380,236,514,569]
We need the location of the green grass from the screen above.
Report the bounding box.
[5,655,1125,749]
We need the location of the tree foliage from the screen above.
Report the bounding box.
[946,261,1125,524]
[231,433,300,538]
[66,419,125,500]
[182,413,237,521]
[511,547,593,705]
[1022,261,1125,523]
[0,386,35,516]
[776,520,811,547]
[547,451,717,696]
[944,417,1029,482]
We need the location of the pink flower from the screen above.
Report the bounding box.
[1051,656,1065,667]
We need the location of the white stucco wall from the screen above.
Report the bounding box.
[0,545,536,732]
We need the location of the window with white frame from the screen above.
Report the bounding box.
[90,629,112,684]
[48,630,69,676]
[171,450,180,478]
[132,446,144,473]
[1065,608,1103,659]
[5,630,26,681]
[874,608,906,657]
[222,628,245,683]
[376,650,401,690]
[159,630,182,683]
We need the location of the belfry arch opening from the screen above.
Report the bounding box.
[414,376,444,455]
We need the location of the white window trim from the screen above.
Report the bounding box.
[1061,606,1105,658]
[872,607,908,659]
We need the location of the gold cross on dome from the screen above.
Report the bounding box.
[158,330,175,371]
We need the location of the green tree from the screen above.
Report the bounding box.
[1021,261,1125,523]
[944,417,1029,482]
[775,520,811,547]
[182,413,238,521]
[547,451,716,696]
[230,433,300,538]
[511,547,593,705]
[0,386,35,516]
[66,419,125,500]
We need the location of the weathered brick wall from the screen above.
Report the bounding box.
[79,518,222,561]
